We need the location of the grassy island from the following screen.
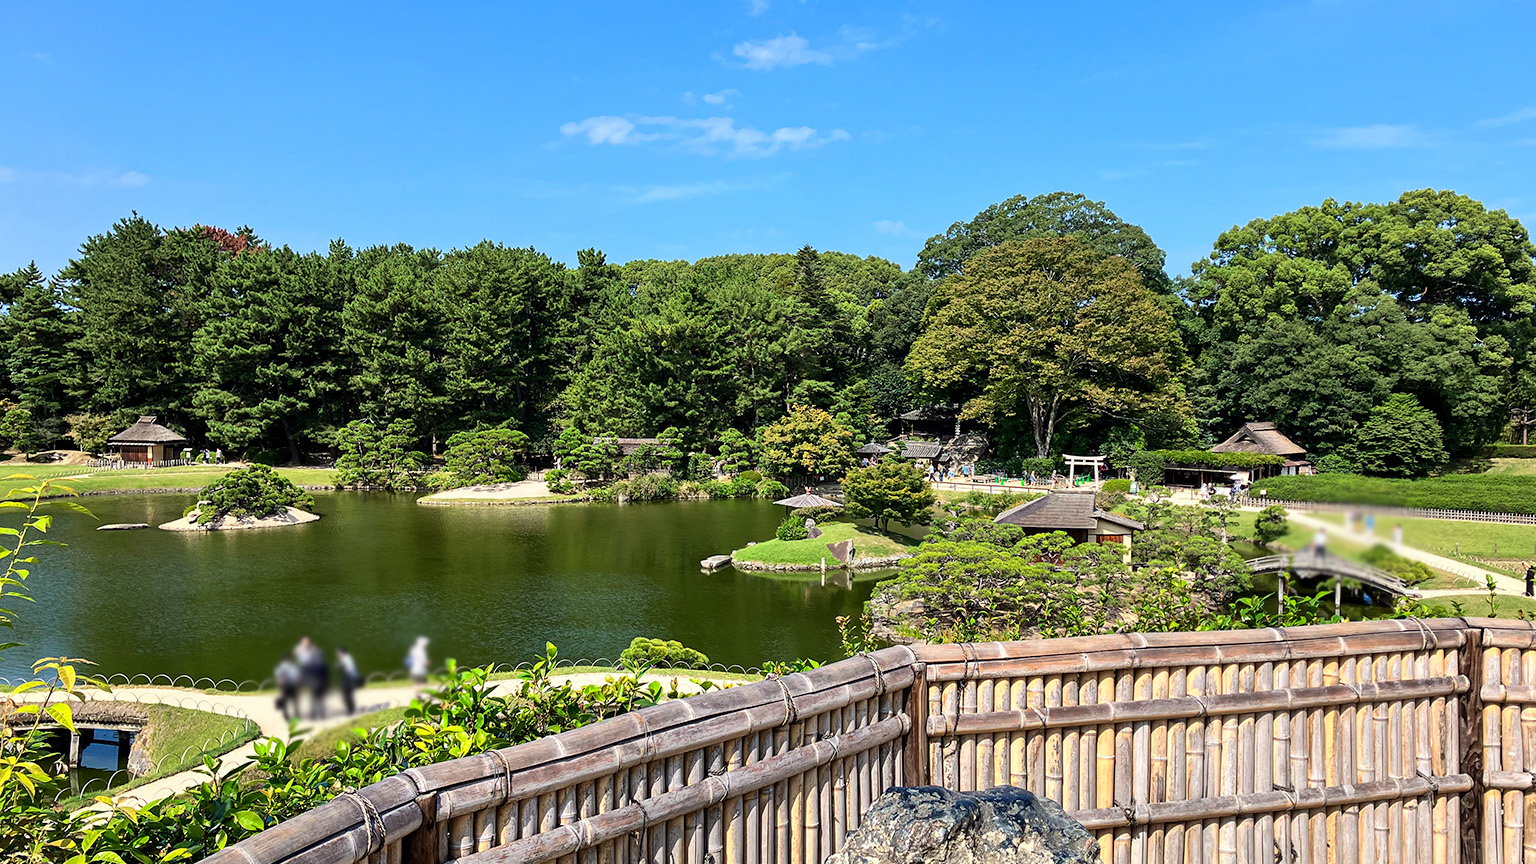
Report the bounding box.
[731,521,920,567]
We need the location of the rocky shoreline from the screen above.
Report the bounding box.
[159,506,320,531]
[729,554,909,572]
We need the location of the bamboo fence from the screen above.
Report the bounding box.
[205,619,1534,864]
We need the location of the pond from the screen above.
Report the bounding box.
[4,493,875,683]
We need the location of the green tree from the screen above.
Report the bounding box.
[757,405,857,478]
[192,247,344,462]
[194,464,315,524]
[1354,394,1448,477]
[841,458,936,530]
[333,419,425,489]
[64,413,122,455]
[715,429,756,473]
[1252,505,1290,546]
[442,427,531,486]
[3,263,78,428]
[917,191,1171,290]
[906,237,1187,458]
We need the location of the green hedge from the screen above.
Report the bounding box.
[1152,450,1285,469]
[1251,474,1536,514]
[1490,445,1536,459]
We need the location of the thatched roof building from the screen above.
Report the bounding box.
[994,491,1142,551]
[1211,422,1307,459]
[106,416,188,464]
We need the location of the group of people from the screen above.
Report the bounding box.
[180,447,225,464]
[274,637,361,720]
[273,635,434,722]
[1198,479,1248,501]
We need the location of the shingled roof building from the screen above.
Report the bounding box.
[993,491,1143,554]
[106,416,189,465]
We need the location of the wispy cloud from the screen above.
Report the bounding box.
[1479,107,1536,129]
[732,33,832,70]
[684,88,741,107]
[1311,124,1427,150]
[620,178,777,204]
[561,115,849,158]
[26,51,56,65]
[872,219,918,237]
[745,0,769,15]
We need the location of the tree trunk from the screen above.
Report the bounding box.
[282,417,300,465]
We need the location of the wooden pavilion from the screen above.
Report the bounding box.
[993,490,1142,552]
[1162,421,1311,487]
[105,416,188,464]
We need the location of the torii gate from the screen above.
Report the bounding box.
[1064,454,1104,487]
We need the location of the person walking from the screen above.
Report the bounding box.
[1525,562,1534,598]
[274,655,301,722]
[295,636,329,719]
[336,646,360,715]
[406,636,431,691]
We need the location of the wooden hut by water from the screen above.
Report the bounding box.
[105,416,188,465]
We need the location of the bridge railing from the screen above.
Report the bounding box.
[207,619,1517,864]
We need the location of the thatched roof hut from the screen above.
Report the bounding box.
[1211,422,1307,459]
[106,416,188,464]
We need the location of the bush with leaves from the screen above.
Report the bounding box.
[618,637,709,668]
[756,406,857,478]
[1127,450,1166,486]
[543,468,575,494]
[64,413,121,455]
[194,464,315,524]
[841,458,936,531]
[776,516,809,541]
[716,429,756,474]
[754,477,790,500]
[1354,393,1448,477]
[438,427,531,487]
[1252,504,1290,546]
[333,419,425,489]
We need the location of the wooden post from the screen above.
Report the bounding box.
[403,794,439,864]
[903,663,929,787]
[1335,574,1342,616]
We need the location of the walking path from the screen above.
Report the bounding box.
[39,669,745,808]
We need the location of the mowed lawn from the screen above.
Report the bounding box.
[1,465,339,499]
[1488,458,1536,476]
[732,521,920,566]
[1311,511,1536,560]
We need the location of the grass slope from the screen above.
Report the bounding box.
[63,704,259,805]
[1,466,338,499]
[732,521,919,566]
[1489,459,1536,477]
[1310,513,1536,562]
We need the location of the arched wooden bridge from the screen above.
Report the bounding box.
[1247,548,1419,597]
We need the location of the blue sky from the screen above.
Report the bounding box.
[3,0,1535,280]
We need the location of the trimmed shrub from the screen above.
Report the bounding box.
[1490,445,1536,459]
[790,505,842,522]
[1152,449,1285,469]
[776,517,809,541]
[1127,450,1167,485]
[736,469,763,484]
[755,477,791,500]
[195,464,314,524]
[608,472,680,502]
[619,637,709,668]
[543,468,574,494]
[1360,544,1435,586]
[1101,478,1132,494]
[1251,474,1536,514]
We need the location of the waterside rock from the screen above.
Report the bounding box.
[97,523,150,531]
[827,785,1098,864]
[701,554,733,571]
[158,506,319,532]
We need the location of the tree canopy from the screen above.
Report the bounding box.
[906,236,1187,458]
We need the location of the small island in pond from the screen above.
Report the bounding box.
[158,464,319,532]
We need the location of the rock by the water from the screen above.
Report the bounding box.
[97,522,149,531]
[827,786,1097,864]
[701,554,733,571]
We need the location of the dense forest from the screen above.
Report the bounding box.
[1,189,1532,473]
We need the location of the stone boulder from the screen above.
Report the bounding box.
[827,786,1097,864]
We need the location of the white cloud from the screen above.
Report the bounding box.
[732,33,832,70]
[559,115,650,145]
[745,0,769,15]
[116,171,150,187]
[701,88,741,105]
[872,219,918,237]
[1311,124,1427,150]
[561,114,849,158]
[0,165,149,187]
[1479,107,1536,129]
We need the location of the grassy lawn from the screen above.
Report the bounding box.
[1310,512,1536,561]
[1,465,338,499]
[289,706,409,762]
[1489,459,1536,476]
[1421,592,1536,618]
[732,521,920,566]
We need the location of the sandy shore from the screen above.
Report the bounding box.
[159,506,320,531]
[417,480,583,505]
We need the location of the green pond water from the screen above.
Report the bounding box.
[4,493,876,683]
